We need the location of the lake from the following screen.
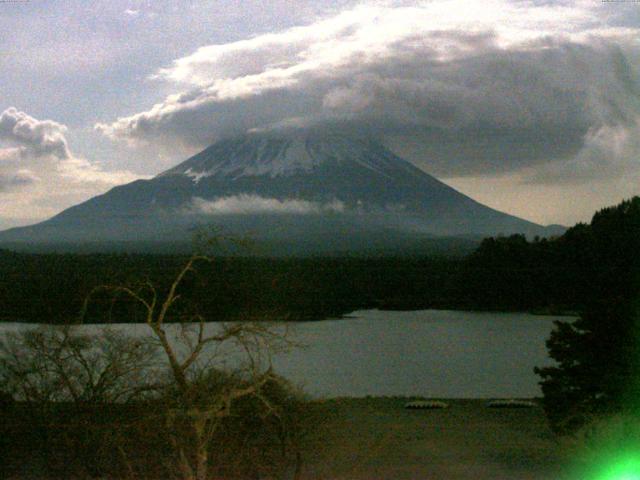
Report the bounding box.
[0,310,565,398]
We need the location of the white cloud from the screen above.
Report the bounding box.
[0,107,71,159]
[186,195,345,215]
[526,121,640,183]
[0,169,39,191]
[56,156,142,185]
[0,107,141,186]
[0,147,22,162]
[0,107,143,224]
[95,0,640,184]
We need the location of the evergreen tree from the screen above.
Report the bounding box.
[535,197,640,433]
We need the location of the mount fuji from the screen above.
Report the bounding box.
[0,131,563,253]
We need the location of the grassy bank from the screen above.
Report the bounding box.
[301,397,567,480]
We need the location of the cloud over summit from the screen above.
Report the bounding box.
[96,1,640,184]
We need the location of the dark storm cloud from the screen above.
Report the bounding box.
[96,1,640,183]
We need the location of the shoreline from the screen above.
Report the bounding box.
[0,306,578,324]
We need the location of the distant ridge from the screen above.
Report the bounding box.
[0,131,565,253]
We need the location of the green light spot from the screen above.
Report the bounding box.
[596,456,640,480]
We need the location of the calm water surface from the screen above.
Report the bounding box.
[0,310,565,398]
[274,310,562,398]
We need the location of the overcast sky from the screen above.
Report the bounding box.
[1,0,639,229]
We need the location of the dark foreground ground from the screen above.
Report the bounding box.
[2,397,568,480]
[301,398,566,480]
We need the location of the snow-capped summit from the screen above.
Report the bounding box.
[0,130,564,253]
[152,130,458,213]
[159,131,418,181]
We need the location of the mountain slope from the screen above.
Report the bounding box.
[0,131,563,253]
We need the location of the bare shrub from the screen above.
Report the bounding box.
[82,251,306,480]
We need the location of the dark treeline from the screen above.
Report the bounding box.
[462,197,639,312]
[0,252,465,323]
[0,196,638,323]
[535,197,640,433]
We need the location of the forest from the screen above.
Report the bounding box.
[0,196,637,324]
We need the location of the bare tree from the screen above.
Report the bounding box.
[0,325,158,405]
[0,324,161,478]
[0,232,306,479]
[83,252,297,480]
